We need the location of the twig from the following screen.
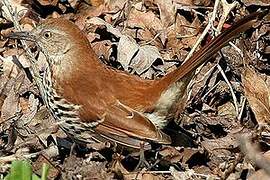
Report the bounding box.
[229,42,244,57]
[216,64,239,115]
[216,0,238,33]
[184,0,220,62]
[182,0,220,102]
[2,0,46,99]
[0,149,40,163]
[187,64,217,101]
[169,166,220,180]
[237,97,246,121]
[203,0,240,117]
[217,0,243,57]
[202,80,220,101]
[141,32,161,46]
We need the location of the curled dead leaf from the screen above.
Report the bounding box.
[117,35,164,74]
[87,17,122,38]
[117,35,139,71]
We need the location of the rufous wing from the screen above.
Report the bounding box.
[90,101,171,149]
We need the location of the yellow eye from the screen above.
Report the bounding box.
[43,31,52,39]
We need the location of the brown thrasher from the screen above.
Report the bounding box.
[9,10,266,149]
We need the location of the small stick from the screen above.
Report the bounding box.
[2,0,47,102]
[217,64,239,115]
[184,0,220,62]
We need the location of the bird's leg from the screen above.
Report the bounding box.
[69,142,77,156]
[134,141,150,170]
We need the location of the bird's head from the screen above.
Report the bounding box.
[8,18,91,65]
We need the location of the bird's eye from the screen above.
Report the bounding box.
[43,31,52,39]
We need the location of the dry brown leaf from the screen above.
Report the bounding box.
[62,155,113,179]
[128,9,162,30]
[0,87,19,122]
[36,0,58,6]
[117,35,164,74]
[159,146,199,164]
[105,0,128,13]
[127,173,162,180]
[0,57,23,123]
[75,4,106,30]
[92,40,113,61]
[87,17,122,37]
[166,14,200,59]
[155,0,176,44]
[117,35,139,70]
[1,0,28,22]
[155,0,175,28]
[243,67,270,125]
[128,9,163,45]
[1,56,19,79]
[29,107,59,146]
[87,0,104,7]
[249,169,270,180]
[217,101,237,118]
[19,94,39,125]
[33,154,60,179]
[242,0,270,6]
[131,45,163,75]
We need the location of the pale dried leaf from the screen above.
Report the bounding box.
[170,167,196,180]
[106,0,127,13]
[17,54,31,68]
[242,0,270,6]
[155,0,176,28]
[243,67,270,125]
[1,0,28,22]
[131,45,163,75]
[19,94,39,126]
[0,88,19,122]
[117,35,164,74]
[249,169,270,180]
[1,56,19,79]
[87,17,122,37]
[92,40,113,61]
[128,9,163,33]
[140,68,156,79]
[117,35,139,70]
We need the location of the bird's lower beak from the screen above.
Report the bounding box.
[7,31,36,42]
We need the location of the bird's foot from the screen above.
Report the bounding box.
[134,142,150,170]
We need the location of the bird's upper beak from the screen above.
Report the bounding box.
[7,31,36,42]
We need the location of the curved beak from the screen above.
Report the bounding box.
[7,31,36,42]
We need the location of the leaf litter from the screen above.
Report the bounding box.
[0,0,269,179]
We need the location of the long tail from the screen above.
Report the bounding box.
[158,10,268,89]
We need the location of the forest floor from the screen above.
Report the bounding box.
[0,0,269,179]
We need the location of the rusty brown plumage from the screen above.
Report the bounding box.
[9,10,267,149]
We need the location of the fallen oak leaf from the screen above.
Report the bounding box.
[155,0,176,45]
[242,66,270,125]
[117,35,164,75]
[86,17,122,38]
[117,35,139,71]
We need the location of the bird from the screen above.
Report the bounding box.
[9,10,267,149]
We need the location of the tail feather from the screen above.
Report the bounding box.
[158,10,268,89]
